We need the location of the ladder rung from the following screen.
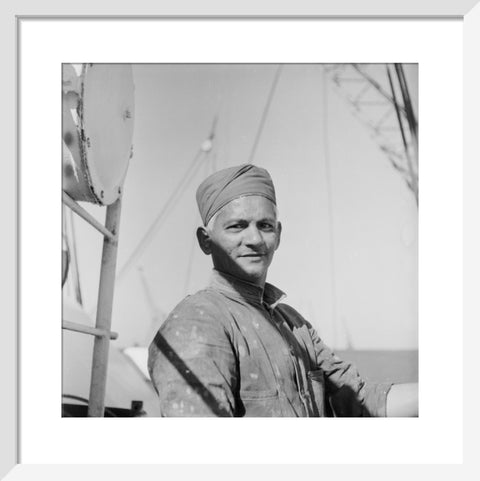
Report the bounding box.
[62,192,116,242]
[62,320,118,340]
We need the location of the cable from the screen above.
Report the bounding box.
[116,149,206,282]
[395,64,418,145]
[117,117,219,283]
[182,154,216,294]
[322,66,339,348]
[183,223,199,295]
[386,65,418,205]
[248,65,283,164]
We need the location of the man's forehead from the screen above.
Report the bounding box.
[196,164,276,226]
[217,195,277,219]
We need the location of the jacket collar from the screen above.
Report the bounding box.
[209,269,286,309]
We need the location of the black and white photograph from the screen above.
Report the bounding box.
[8,6,475,475]
[61,63,419,418]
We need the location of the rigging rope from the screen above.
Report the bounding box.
[322,66,339,347]
[117,119,219,283]
[248,65,283,164]
[182,155,215,294]
[116,150,205,283]
[386,65,418,205]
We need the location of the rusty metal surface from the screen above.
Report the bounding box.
[62,64,135,205]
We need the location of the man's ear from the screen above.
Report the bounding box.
[275,221,282,250]
[196,226,212,255]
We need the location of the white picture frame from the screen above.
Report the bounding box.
[2,0,479,479]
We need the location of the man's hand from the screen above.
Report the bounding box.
[386,382,418,417]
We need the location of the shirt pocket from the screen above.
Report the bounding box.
[307,369,326,416]
[238,388,281,417]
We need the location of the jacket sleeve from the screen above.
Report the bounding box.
[308,326,393,417]
[148,295,238,417]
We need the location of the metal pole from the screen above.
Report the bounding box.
[87,196,122,417]
[62,191,117,242]
[62,320,118,340]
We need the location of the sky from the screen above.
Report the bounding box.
[63,63,418,351]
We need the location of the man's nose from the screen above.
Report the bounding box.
[243,225,263,245]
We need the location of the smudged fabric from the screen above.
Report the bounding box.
[195,164,277,226]
[148,270,392,417]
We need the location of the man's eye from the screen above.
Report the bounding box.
[227,224,242,230]
[260,223,274,231]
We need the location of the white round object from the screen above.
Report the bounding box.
[62,64,135,205]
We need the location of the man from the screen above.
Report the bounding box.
[148,164,418,417]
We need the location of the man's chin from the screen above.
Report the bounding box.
[214,260,268,285]
[234,266,266,285]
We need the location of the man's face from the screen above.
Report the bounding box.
[200,195,281,286]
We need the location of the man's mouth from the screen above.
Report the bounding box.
[240,253,265,258]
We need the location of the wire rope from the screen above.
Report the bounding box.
[117,116,219,283]
[386,65,418,205]
[182,145,218,294]
[116,149,206,283]
[322,66,339,347]
[248,65,283,164]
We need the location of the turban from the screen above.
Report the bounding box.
[196,164,277,226]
